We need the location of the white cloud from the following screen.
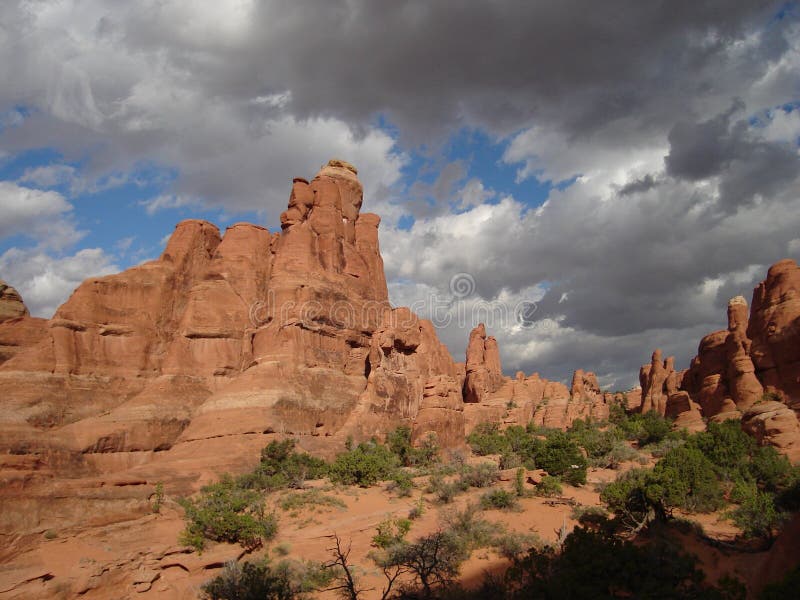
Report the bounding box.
[0,247,118,317]
[19,164,78,188]
[0,181,83,249]
[140,193,199,215]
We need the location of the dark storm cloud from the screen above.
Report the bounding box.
[618,174,661,196]
[666,102,800,212]
[0,0,791,209]
[232,0,783,140]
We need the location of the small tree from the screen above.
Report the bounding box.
[380,531,466,599]
[323,534,367,600]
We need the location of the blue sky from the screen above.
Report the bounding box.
[1,1,799,388]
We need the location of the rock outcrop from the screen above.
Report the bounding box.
[742,400,800,463]
[0,279,28,322]
[639,260,800,459]
[463,323,504,403]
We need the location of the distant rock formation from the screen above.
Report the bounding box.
[639,259,800,460]
[0,279,28,322]
[462,325,609,432]
[0,280,47,366]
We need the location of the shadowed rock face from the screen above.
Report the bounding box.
[639,260,800,460]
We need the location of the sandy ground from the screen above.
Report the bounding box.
[0,461,794,599]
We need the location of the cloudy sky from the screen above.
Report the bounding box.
[1,1,799,389]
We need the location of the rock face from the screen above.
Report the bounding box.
[640,260,800,459]
[748,259,800,408]
[0,279,28,322]
[742,401,800,463]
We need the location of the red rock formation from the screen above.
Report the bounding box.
[462,323,505,403]
[640,260,800,459]
[748,259,800,407]
[0,160,466,502]
[665,391,705,432]
[640,350,674,415]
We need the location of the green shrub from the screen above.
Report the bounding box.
[637,411,673,446]
[648,436,686,458]
[387,426,440,468]
[749,446,794,492]
[600,468,664,530]
[179,476,278,551]
[239,439,328,491]
[608,398,629,426]
[537,432,587,486]
[514,467,526,497]
[617,411,672,447]
[467,422,511,456]
[372,516,412,549]
[440,504,497,550]
[505,425,543,460]
[569,419,617,458]
[653,444,724,513]
[500,451,522,470]
[480,489,519,511]
[202,560,297,600]
[461,462,500,488]
[535,475,563,497]
[427,473,468,504]
[502,525,717,599]
[278,490,346,512]
[595,441,640,469]
[375,530,467,597]
[409,495,426,520]
[152,482,165,514]
[727,484,785,540]
[412,433,441,468]
[389,469,414,497]
[492,531,541,561]
[570,505,607,524]
[329,440,399,487]
[202,559,333,600]
[690,420,754,481]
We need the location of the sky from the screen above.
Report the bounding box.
[1,1,799,390]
